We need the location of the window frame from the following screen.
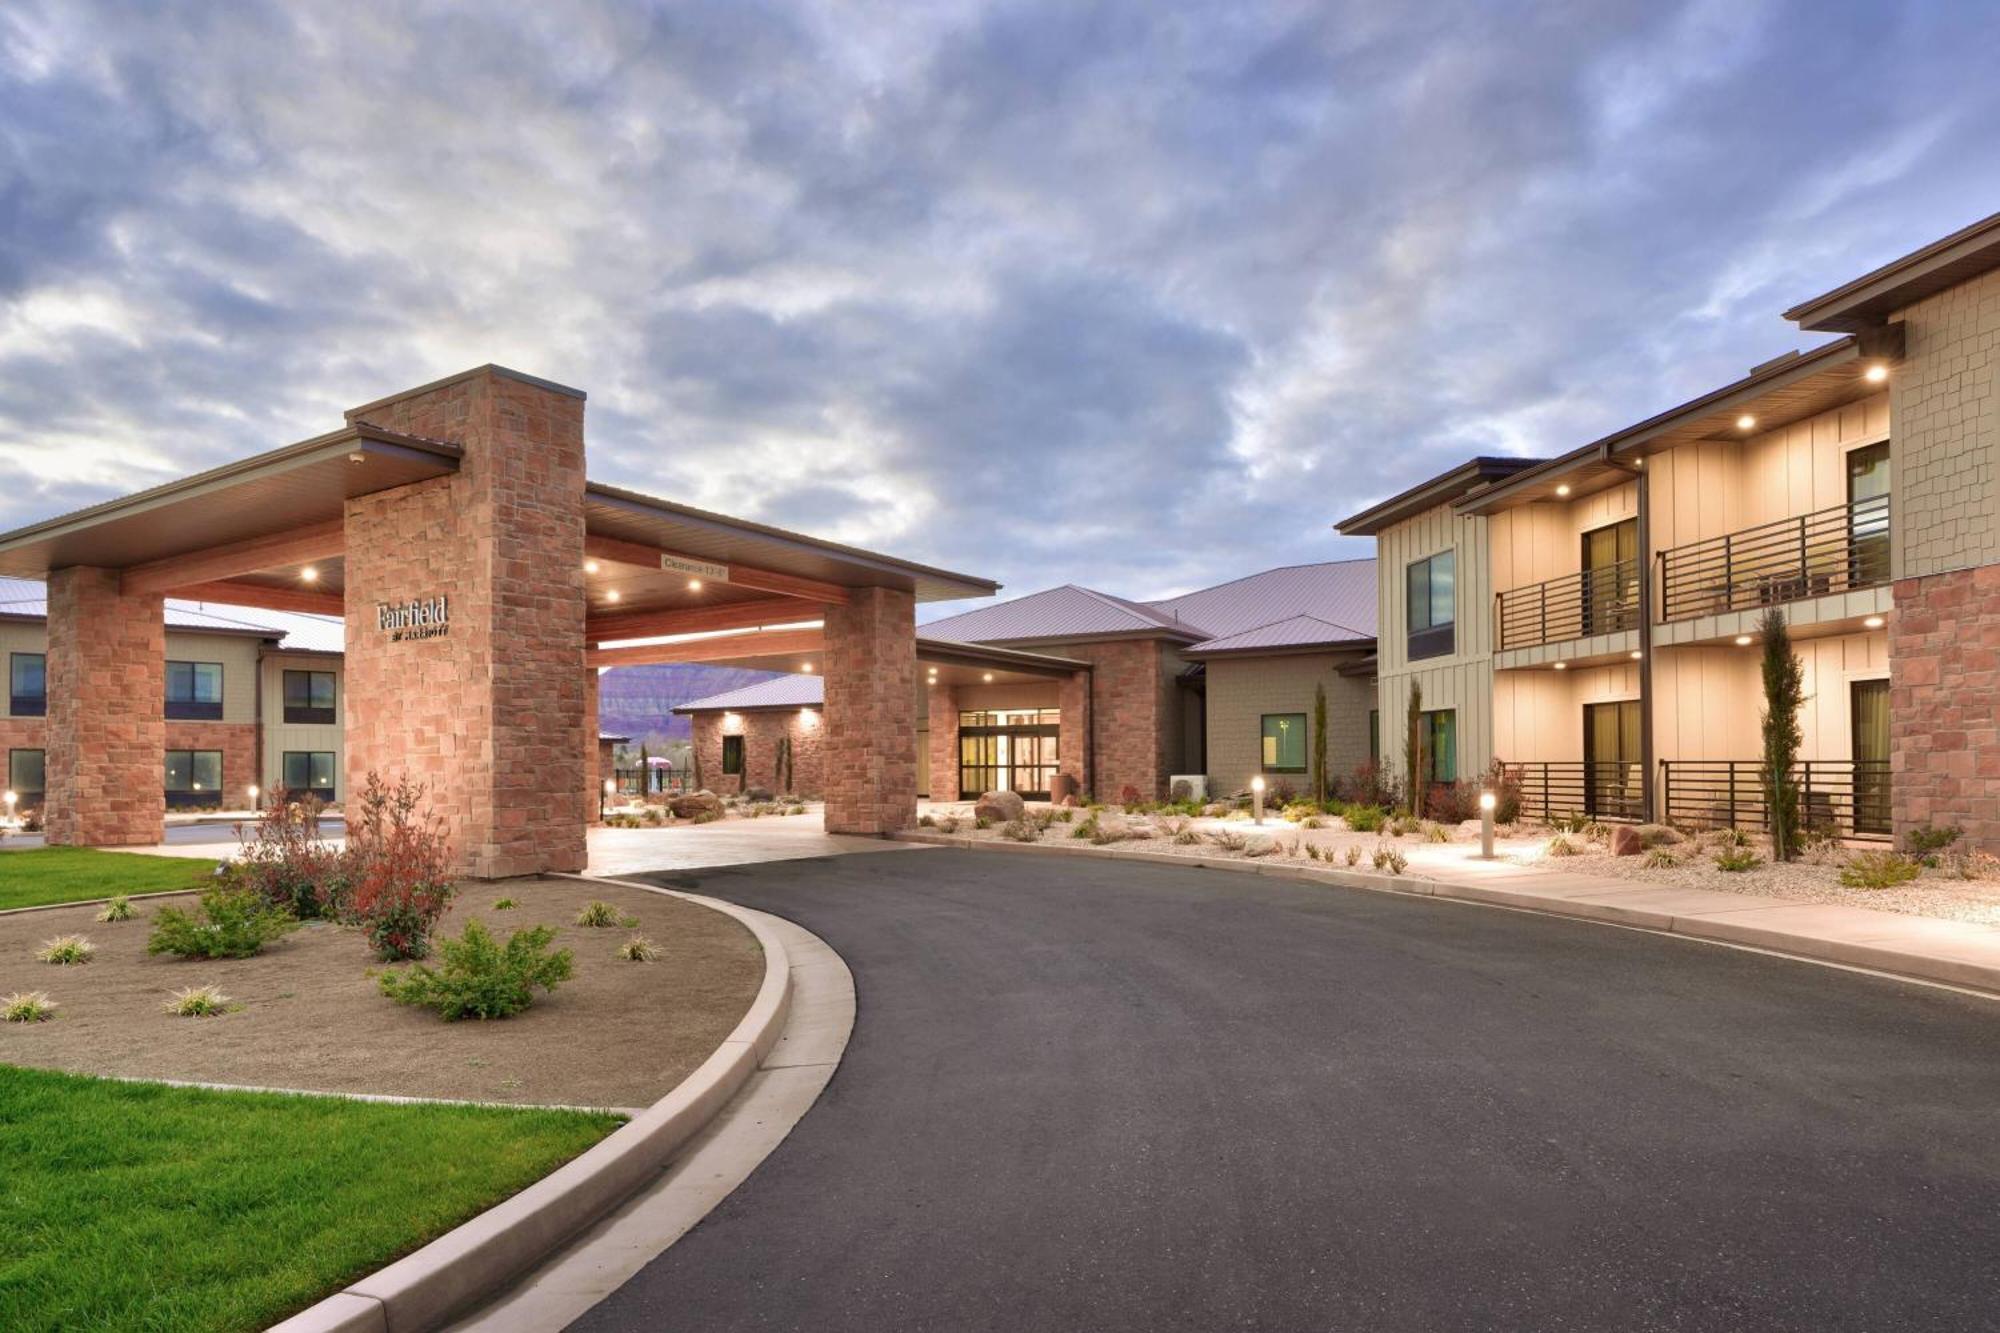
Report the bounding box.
[1405,551,1456,661]
[165,659,225,720]
[281,750,338,800]
[1259,712,1308,774]
[721,734,745,776]
[8,746,45,798]
[9,651,46,717]
[282,669,338,725]
[164,748,224,807]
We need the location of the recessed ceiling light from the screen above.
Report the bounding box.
[982,672,994,682]
[300,566,319,583]
[1864,615,1885,629]
[605,589,621,603]
[1552,662,1567,671]
[1629,650,1643,660]
[687,578,702,592]
[1736,414,1757,431]
[1555,484,1571,497]
[584,559,600,574]
[1734,634,1752,646]
[1864,364,1889,384]
[801,662,815,672]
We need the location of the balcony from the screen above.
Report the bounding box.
[1495,560,1640,652]
[1660,759,1890,842]
[1504,761,1645,823]
[1658,496,1890,624]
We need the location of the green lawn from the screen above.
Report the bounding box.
[0,848,221,910]
[0,1066,621,1332]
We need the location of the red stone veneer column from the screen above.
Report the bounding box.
[1058,669,1091,798]
[927,684,960,801]
[583,667,602,824]
[823,586,917,833]
[342,368,589,878]
[45,567,164,846]
[1890,564,2000,849]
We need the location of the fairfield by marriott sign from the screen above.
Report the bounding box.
[378,594,449,642]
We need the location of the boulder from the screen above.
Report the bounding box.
[1242,832,1278,857]
[745,786,775,803]
[669,790,724,820]
[1610,824,1644,856]
[974,790,1027,824]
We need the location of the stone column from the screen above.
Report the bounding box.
[823,586,917,833]
[343,367,589,879]
[1059,667,1091,799]
[927,683,959,801]
[584,667,602,824]
[45,567,164,846]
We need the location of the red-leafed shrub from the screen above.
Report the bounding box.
[234,789,338,918]
[342,772,457,961]
[1119,784,1143,806]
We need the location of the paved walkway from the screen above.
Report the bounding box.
[570,849,2000,1332]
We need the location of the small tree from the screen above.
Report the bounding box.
[638,743,650,795]
[1759,608,1807,861]
[1403,679,1425,818]
[1310,682,1329,804]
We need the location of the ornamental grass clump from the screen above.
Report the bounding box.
[96,895,139,922]
[1344,844,1362,867]
[1545,833,1579,858]
[1643,848,1680,869]
[380,920,574,1021]
[1713,845,1763,873]
[492,897,518,911]
[575,900,625,928]
[1838,849,1921,889]
[1371,843,1408,874]
[164,984,232,1017]
[4,990,57,1022]
[343,773,458,961]
[1206,829,1249,852]
[148,886,297,960]
[37,935,95,966]
[618,934,660,962]
[1421,821,1450,844]
[1001,817,1042,843]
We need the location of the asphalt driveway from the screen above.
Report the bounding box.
[574,849,2000,1332]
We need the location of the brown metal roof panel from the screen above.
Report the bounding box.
[1785,211,2000,332]
[1147,559,1378,639]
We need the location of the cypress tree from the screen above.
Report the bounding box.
[1759,608,1806,860]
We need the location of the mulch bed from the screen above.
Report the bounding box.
[0,877,762,1109]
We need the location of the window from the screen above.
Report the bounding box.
[1420,709,1457,784]
[1260,713,1307,773]
[8,747,44,797]
[721,735,744,776]
[1369,710,1380,762]
[283,670,337,724]
[165,660,224,720]
[164,749,223,807]
[1848,441,1891,587]
[282,751,337,799]
[1406,552,1455,660]
[9,652,45,717]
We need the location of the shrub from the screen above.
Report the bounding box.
[1713,846,1763,873]
[1001,817,1042,843]
[1071,813,1099,840]
[1480,758,1523,824]
[936,815,962,834]
[343,773,457,961]
[918,813,936,828]
[619,934,660,962]
[493,897,519,911]
[575,900,624,928]
[1839,850,1921,889]
[1304,841,1324,861]
[1055,808,1075,823]
[1206,829,1248,852]
[1371,843,1408,874]
[1545,834,1579,858]
[1347,759,1396,810]
[96,895,138,923]
[975,815,993,830]
[1581,821,1610,845]
[164,984,232,1017]
[1030,807,1057,831]
[1903,823,1964,866]
[1643,848,1680,869]
[148,887,297,959]
[1387,815,1418,838]
[37,935,94,966]
[1423,781,1480,824]
[1344,843,1362,867]
[1935,849,2000,881]
[1267,780,1297,807]
[1344,805,1386,833]
[1421,821,1450,844]
[379,920,574,1021]
[4,990,57,1023]
[234,790,339,919]
[691,809,722,825]
[1119,784,1142,806]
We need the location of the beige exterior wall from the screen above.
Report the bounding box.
[1375,502,1493,786]
[1203,653,1373,796]
[165,631,262,724]
[1890,266,2000,579]
[1489,481,1639,595]
[259,650,344,798]
[1652,631,1888,765]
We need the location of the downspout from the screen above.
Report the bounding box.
[1606,451,1654,821]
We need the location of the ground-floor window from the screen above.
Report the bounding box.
[1852,678,1891,835]
[958,708,1059,799]
[721,734,744,776]
[1421,709,1457,784]
[1260,713,1307,773]
[165,749,223,807]
[282,751,337,800]
[8,747,44,800]
[1369,710,1379,762]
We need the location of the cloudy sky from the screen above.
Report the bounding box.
[2,2,1996,610]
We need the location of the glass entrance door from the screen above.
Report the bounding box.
[1582,699,1642,819]
[1581,519,1639,636]
[1851,679,1890,835]
[958,709,1060,799]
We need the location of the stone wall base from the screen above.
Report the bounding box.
[1890,563,2000,849]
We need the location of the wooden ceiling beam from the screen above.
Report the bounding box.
[586,627,824,669]
[586,597,825,644]
[121,520,345,598]
[172,580,346,617]
[584,533,851,605]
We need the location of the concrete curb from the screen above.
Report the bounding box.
[893,831,2000,1000]
[267,875,794,1333]
[0,885,216,918]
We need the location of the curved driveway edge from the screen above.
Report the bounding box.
[895,831,2000,998]
[268,875,794,1333]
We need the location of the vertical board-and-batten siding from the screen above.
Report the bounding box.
[259,651,344,795]
[1374,502,1493,785]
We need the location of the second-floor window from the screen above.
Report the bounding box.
[1406,551,1455,660]
[283,670,337,724]
[9,652,45,717]
[166,660,224,720]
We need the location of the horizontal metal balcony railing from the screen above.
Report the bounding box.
[1659,759,1891,842]
[1658,495,1890,623]
[1504,761,1646,823]
[1494,559,1640,652]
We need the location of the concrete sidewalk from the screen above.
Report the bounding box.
[900,831,2000,998]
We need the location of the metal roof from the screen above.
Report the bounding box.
[1147,560,1377,640]
[1333,457,1543,535]
[0,576,343,651]
[674,673,826,714]
[920,584,1202,644]
[1182,613,1372,657]
[1785,210,2000,333]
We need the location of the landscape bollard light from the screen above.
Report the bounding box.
[247,784,259,811]
[3,790,14,824]
[1251,775,1265,826]
[603,778,616,820]
[1479,789,1497,860]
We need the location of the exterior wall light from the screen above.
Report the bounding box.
[1555,484,1571,497]
[1864,615,1885,629]
[1552,662,1567,671]
[300,565,319,582]
[1251,775,1266,825]
[1735,634,1753,646]
[1629,650,1643,660]
[1736,414,1757,431]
